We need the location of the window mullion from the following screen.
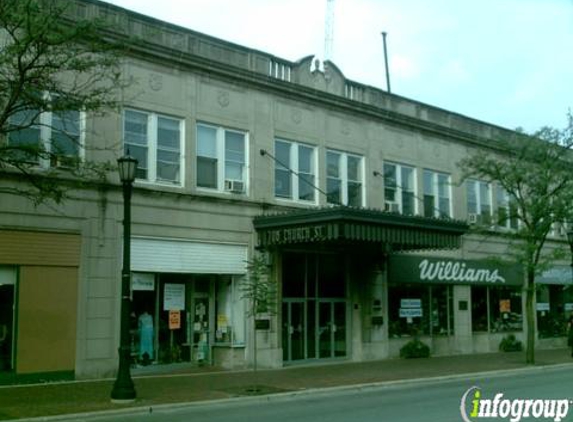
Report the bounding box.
[291,143,298,200]
[217,128,225,190]
[148,114,158,182]
[341,153,348,205]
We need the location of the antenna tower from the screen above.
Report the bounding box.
[324,0,335,61]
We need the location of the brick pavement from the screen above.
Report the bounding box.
[0,348,572,421]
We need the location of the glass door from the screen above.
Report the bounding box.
[318,301,347,359]
[282,300,306,361]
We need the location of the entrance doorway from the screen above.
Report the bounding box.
[0,267,16,372]
[282,253,348,363]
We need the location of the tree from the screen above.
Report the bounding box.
[458,115,573,364]
[0,0,126,204]
[241,254,277,383]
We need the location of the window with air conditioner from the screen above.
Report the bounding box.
[197,123,248,194]
[383,162,416,215]
[466,180,492,225]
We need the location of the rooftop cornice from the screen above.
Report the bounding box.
[72,0,518,153]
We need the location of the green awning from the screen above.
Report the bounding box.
[253,207,468,251]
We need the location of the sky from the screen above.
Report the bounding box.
[103,0,573,133]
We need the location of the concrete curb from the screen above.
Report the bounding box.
[11,362,573,422]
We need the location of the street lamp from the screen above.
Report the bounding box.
[111,154,138,402]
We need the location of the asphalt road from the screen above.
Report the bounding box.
[67,367,573,422]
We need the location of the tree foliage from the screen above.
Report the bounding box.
[458,114,573,364]
[0,0,126,204]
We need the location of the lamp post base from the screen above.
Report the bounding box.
[110,345,136,402]
[110,381,136,403]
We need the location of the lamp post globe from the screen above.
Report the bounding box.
[111,154,138,402]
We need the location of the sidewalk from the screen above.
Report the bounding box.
[1,349,572,421]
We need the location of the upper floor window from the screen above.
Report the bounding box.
[274,139,316,203]
[196,123,248,194]
[326,150,364,207]
[124,109,183,185]
[8,107,82,168]
[383,162,416,214]
[466,180,492,225]
[423,169,451,218]
[496,185,519,230]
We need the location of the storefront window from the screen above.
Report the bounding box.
[430,286,453,336]
[388,284,430,337]
[489,286,523,332]
[471,286,488,332]
[215,276,245,346]
[537,284,573,338]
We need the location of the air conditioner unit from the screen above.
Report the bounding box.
[384,202,400,213]
[468,213,479,224]
[224,179,245,193]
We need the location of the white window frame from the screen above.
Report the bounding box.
[196,122,249,194]
[274,138,318,204]
[326,149,365,207]
[495,185,520,230]
[383,162,417,215]
[8,102,85,169]
[123,108,185,186]
[423,169,452,218]
[466,179,493,224]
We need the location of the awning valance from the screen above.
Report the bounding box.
[253,207,468,251]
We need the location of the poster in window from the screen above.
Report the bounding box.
[399,308,423,318]
[169,310,181,330]
[164,283,185,311]
[499,299,511,313]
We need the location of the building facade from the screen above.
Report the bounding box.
[0,0,571,381]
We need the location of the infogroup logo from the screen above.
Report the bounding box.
[460,386,571,422]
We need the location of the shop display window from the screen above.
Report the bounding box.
[489,286,523,332]
[536,284,573,338]
[430,285,454,336]
[389,284,453,338]
[471,286,488,332]
[215,275,246,346]
[388,284,429,337]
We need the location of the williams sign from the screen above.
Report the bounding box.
[388,256,523,286]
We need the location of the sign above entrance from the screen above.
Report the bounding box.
[388,256,523,286]
[132,273,155,291]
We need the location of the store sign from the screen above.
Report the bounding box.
[536,303,550,312]
[163,283,185,311]
[388,256,523,286]
[261,224,327,245]
[132,273,155,291]
[537,266,573,285]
